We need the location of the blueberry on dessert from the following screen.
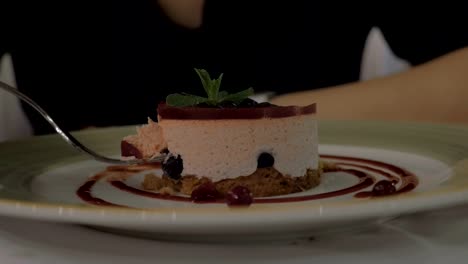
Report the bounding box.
[121,68,321,199]
[162,155,183,180]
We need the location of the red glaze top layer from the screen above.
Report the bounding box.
[157,103,316,120]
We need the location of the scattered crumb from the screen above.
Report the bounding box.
[159,186,175,195]
[142,173,164,190]
[142,173,181,193]
[320,160,338,172]
[106,172,134,181]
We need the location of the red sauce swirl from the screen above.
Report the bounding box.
[76,155,419,207]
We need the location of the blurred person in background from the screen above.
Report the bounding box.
[1,1,467,136]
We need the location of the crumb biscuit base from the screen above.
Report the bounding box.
[142,162,327,197]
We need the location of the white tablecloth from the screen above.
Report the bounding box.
[0,203,467,264]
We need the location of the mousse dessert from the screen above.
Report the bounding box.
[121,69,321,204]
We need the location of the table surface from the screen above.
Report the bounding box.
[0,202,467,264]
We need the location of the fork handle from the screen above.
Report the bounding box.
[0,81,160,165]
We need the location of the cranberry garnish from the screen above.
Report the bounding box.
[196,102,217,108]
[238,98,258,107]
[162,155,183,180]
[218,101,238,108]
[226,186,253,206]
[257,152,275,168]
[256,102,277,107]
[372,180,396,196]
[191,182,221,202]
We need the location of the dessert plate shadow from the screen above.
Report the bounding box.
[0,120,468,242]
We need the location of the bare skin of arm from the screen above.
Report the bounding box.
[154,1,467,124]
[157,0,205,29]
[271,46,468,124]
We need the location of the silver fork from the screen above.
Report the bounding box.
[0,81,165,165]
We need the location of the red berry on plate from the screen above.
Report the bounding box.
[226,186,253,206]
[372,180,396,196]
[191,182,221,202]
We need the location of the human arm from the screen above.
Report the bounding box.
[270,46,468,124]
[156,0,205,29]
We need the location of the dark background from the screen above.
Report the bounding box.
[1,1,467,135]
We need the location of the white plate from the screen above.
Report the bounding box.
[1,121,468,242]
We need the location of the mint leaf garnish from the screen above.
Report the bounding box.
[218,90,228,98]
[221,87,254,104]
[194,68,214,99]
[194,68,224,101]
[212,73,223,100]
[166,93,209,107]
[165,68,255,107]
